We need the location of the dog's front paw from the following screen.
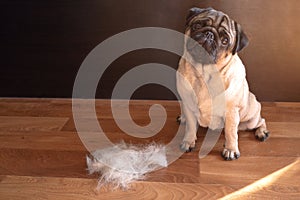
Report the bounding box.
[255,127,270,142]
[222,148,240,161]
[180,140,196,152]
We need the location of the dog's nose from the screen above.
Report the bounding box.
[205,31,214,41]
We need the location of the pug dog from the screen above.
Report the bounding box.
[176,7,270,160]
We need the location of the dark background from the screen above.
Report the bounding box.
[1,0,299,101]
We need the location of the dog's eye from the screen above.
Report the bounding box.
[192,23,202,31]
[192,21,205,31]
[221,37,229,45]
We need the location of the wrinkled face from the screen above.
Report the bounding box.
[185,7,248,65]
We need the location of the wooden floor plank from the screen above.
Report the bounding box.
[0,148,201,183]
[1,128,298,157]
[207,133,300,158]
[0,175,236,200]
[220,158,300,199]
[0,116,69,132]
[0,98,180,118]
[262,105,300,122]
[199,156,298,185]
[266,122,300,138]
[0,131,85,151]
[1,175,299,200]
[0,148,90,178]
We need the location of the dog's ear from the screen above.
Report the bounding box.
[186,7,213,26]
[232,22,249,54]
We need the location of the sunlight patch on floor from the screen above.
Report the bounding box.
[220,159,299,200]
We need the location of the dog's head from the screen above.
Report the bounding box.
[185,7,249,65]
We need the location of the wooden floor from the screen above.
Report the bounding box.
[0,98,299,199]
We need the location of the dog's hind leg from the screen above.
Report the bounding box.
[176,114,186,124]
[243,100,270,141]
[241,94,270,141]
[240,116,269,141]
[254,118,270,141]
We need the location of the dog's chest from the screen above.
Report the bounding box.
[177,62,216,127]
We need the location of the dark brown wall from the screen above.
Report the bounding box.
[1,0,299,101]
